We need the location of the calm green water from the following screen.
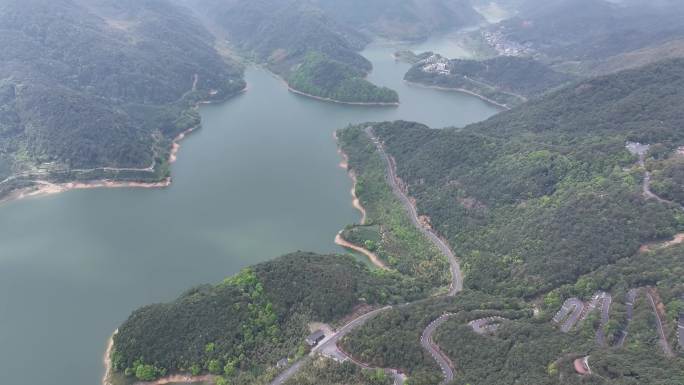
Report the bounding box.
[0,43,499,385]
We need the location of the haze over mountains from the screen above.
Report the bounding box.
[1,1,684,384]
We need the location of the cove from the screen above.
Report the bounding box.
[0,42,500,385]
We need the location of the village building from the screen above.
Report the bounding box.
[305,330,326,347]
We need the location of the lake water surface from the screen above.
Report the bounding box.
[0,43,499,385]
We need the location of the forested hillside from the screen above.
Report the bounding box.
[111,252,423,384]
[327,57,684,384]
[404,54,574,107]
[180,0,396,103]
[182,0,483,104]
[0,0,245,198]
[289,53,399,104]
[342,59,684,298]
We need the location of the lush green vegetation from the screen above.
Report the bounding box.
[184,0,411,104]
[404,54,574,107]
[357,59,684,297]
[0,0,245,198]
[289,53,398,104]
[650,154,684,207]
[437,319,591,385]
[284,357,393,385]
[344,242,684,385]
[337,125,449,291]
[112,252,424,382]
[341,291,529,384]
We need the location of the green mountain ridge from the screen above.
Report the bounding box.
[0,0,245,197]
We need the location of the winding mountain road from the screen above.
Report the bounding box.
[365,126,470,383]
[269,307,393,385]
[421,314,457,384]
[365,126,463,296]
[556,289,676,357]
[678,295,684,352]
[553,298,585,333]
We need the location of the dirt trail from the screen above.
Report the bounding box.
[335,233,388,270]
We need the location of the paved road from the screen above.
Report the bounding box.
[269,307,392,385]
[678,295,684,353]
[269,358,309,385]
[421,314,457,385]
[365,127,463,296]
[595,293,612,347]
[616,289,638,348]
[553,298,585,333]
[316,306,392,361]
[647,291,676,357]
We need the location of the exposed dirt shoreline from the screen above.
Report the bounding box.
[404,80,511,110]
[102,330,117,385]
[102,328,217,385]
[336,144,367,225]
[335,232,388,270]
[334,133,389,270]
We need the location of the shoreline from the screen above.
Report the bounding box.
[102,330,117,385]
[102,329,218,385]
[404,80,512,110]
[0,86,248,206]
[336,144,367,225]
[335,232,388,270]
[334,132,388,270]
[262,67,399,107]
[287,86,400,107]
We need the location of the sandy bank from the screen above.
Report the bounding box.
[335,232,388,270]
[336,146,367,225]
[136,374,217,385]
[1,178,172,205]
[102,330,117,385]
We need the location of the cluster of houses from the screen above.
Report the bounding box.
[418,54,451,75]
[482,30,532,56]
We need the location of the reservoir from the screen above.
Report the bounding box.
[0,43,499,385]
